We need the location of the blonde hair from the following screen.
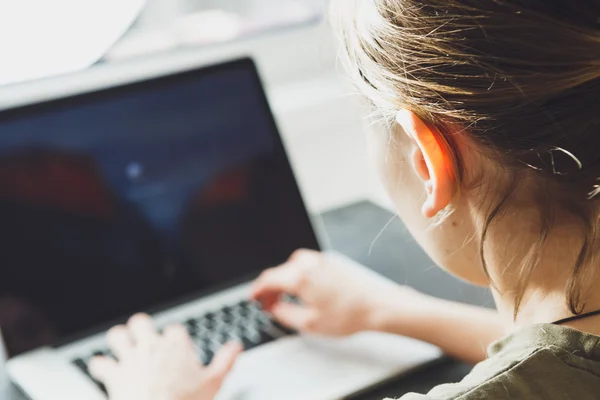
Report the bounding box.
[332,0,600,315]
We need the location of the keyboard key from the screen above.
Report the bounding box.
[185,319,199,331]
[214,318,231,331]
[260,328,277,343]
[221,313,234,323]
[204,349,214,365]
[238,307,249,317]
[241,335,257,350]
[241,314,260,327]
[244,327,262,344]
[261,322,286,339]
[194,338,210,352]
[198,351,209,365]
[217,331,230,343]
[282,294,302,304]
[230,325,245,337]
[73,358,106,394]
[272,319,296,335]
[204,312,215,321]
[73,358,87,372]
[223,330,241,342]
[222,306,233,314]
[208,339,223,352]
[194,327,211,340]
[230,315,244,326]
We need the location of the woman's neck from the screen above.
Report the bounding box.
[487,220,600,334]
[494,286,600,336]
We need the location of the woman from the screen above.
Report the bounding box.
[89,1,600,399]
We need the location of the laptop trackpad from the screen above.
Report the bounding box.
[216,332,441,400]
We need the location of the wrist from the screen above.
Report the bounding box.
[365,286,440,338]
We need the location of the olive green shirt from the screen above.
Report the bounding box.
[396,324,600,399]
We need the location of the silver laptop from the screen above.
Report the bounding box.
[2,58,441,400]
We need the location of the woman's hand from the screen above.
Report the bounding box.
[252,249,505,365]
[89,314,242,400]
[251,249,419,336]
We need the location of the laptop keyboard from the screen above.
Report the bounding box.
[72,300,294,393]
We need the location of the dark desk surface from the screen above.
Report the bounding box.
[2,201,492,400]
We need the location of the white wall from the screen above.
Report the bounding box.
[269,74,392,213]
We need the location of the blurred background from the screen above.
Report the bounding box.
[0,0,391,215]
[109,0,324,61]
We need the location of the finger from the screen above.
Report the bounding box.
[127,313,159,345]
[271,302,318,332]
[253,289,279,312]
[205,342,243,384]
[251,264,305,308]
[106,325,134,360]
[163,324,193,348]
[88,356,118,384]
[289,249,321,262]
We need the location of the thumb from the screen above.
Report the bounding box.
[204,342,243,390]
[271,302,318,332]
[88,356,118,384]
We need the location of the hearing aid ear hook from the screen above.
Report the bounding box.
[520,147,583,174]
[543,147,600,201]
[546,147,600,201]
[519,147,600,200]
[550,147,583,174]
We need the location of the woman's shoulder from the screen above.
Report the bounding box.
[385,378,515,400]
[388,324,600,400]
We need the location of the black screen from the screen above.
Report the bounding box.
[0,59,319,357]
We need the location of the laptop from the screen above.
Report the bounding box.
[2,58,441,400]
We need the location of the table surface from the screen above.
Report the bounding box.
[1,201,492,400]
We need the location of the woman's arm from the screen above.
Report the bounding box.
[252,250,507,365]
[368,290,506,364]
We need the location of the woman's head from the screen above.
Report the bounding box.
[333,0,600,316]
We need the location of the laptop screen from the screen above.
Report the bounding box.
[0,58,319,357]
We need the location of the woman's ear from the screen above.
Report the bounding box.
[396,109,456,218]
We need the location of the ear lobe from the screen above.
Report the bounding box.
[396,109,456,218]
